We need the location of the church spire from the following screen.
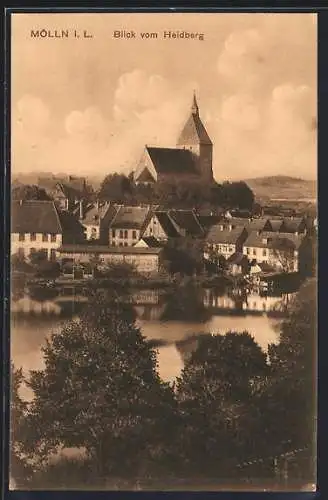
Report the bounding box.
[191,91,199,116]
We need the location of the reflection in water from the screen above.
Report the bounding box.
[11,284,293,399]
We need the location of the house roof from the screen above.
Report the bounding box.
[139,236,163,248]
[206,226,246,244]
[245,218,271,232]
[282,217,305,232]
[110,206,150,229]
[38,175,86,196]
[227,252,248,265]
[244,231,305,250]
[153,211,181,238]
[11,200,62,234]
[168,209,204,236]
[146,147,197,175]
[81,202,113,225]
[176,97,212,146]
[269,219,284,231]
[57,211,85,243]
[58,244,162,255]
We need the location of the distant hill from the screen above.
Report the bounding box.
[244,176,317,202]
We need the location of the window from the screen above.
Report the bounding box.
[112,241,116,246]
[112,229,116,238]
[153,219,157,225]
[262,302,266,310]
[30,233,36,241]
[18,233,25,242]
[263,249,267,256]
[42,233,48,242]
[253,248,257,255]
[119,230,123,238]
[119,242,123,247]
[246,248,250,255]
[124,242,128,247]
[149,228,153,235]
[229,247,233,253]
[124,230,128,239]
[50,249,56,261]
[132,230,137,239]
[50,234,56,242]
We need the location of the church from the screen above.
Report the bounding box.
[134,94,214,185]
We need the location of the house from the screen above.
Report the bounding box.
[108,206,152,246]
[38,175,88,211]
[134,93,213,185]
[142,211,181,241]
[11,200,63,260]
[243,231,309,273]
[280,217,307,234]
[57,244,163,274]
[142,209,204,241]
[80,202,117,242]
[226,253,249,276]
[204,226,248,261]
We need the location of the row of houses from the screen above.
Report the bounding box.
[11,200,315,276]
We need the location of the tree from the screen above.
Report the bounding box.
[175,332,269,479]
[264,279,317,481]
[12,184,51,201]
[221,181,255,210]
[10,364,33,488]
[270,238,297,273]
[35,260,61,280]
[98,174,133,202]
[21,293,178,487]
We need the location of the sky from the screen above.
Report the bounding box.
[11,13,317,182]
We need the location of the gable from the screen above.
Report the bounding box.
[135,149,158,182]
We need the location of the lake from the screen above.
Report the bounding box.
[11,283,297,401]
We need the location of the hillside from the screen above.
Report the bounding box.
[244,176,317,202]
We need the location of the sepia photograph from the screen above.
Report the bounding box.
[9,11,317,491]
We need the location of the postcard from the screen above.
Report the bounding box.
[9,11,317,491]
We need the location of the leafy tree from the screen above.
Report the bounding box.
[175,332,268,479]
[263,279,317,480]
[12,184,51,201]
[98,174,133,202]
[21,293,178,487]
[221,181,255,210]
[35,260,61,280]
[11,253,34,274]
[10,364,33,488]
[29,250,48,267]
[164,237,205,276]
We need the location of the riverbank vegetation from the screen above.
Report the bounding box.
[10,279,316,490]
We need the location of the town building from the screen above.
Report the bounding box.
[226,252,250,276]
[242,231,309,273]
[143,208,205,241]
[108,206,152,246]
[134,93,213,185]
[204,226,248,260]
[57,244,163,274]
[80,201,117,242]
[11,200,63,260]
[37,175,89,212]
[280,217,307,234]
[11,200,86,261]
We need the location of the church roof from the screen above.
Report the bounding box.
[146,147,197,175]
[177,95,212,146]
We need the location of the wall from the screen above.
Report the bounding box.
[58,251,161,274]
[109,228,141,247]
[84,224,100,241]
[11,232,62,260]
[142,215,168,240]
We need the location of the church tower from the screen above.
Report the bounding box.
[176,93,213,183]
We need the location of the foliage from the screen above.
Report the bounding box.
[12,184,51,201]
[21,293,178,485]
[35,260,61,280]
[97,174,255,210]
[175,331,269,478]
[10,365,33,487]
[164,237,205,276]
[11,253,34,274]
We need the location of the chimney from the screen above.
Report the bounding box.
[79,200,84,220]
